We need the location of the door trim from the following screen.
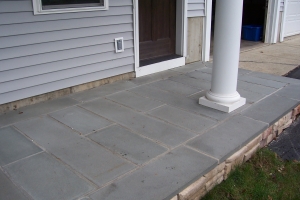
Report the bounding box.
[133,0,188,77]
[265,0,281,43]
[202,0,212,62]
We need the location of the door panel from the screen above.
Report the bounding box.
[139,0,176,62]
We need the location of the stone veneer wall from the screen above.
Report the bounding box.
[171,104,300,200]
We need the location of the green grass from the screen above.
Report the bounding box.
[201,148,300,200]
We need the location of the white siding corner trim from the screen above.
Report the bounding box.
[187,0,205,17]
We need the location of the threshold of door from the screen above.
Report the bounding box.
[140,55,181,67]
[136,56,185,77]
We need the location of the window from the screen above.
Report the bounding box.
[32,0,108,15]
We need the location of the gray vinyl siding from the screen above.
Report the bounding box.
[0,0,134,105]
[187,0,205,17]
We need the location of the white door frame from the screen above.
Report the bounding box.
[133,0,187,77]
[202,0,212,62]
[265,0,281,43]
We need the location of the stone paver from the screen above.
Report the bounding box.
[106,90,164,112]
[249,71,300,85]
[0,97,78,127]
[70,80,137,102]
[238,88,268,103]
[197,67,255,76]
[170,74,211,91]
[0,170,30,200]
[81,98,196,147]
[149,79,201,96]
[239,75,287,88]
[148,105,217,133]
[186,71,212,82]
[88,125,167,165]
[90,146,217,200]
[131,85,248,121]
[0,126,42,166]
[237,80,278,95]
[275,84,300,101]
[187,115,268,162]
[3,152,93,200]
[50,106,112,135]
[241,94,299,125]
[171,61,206,73]
[15,116,134,186]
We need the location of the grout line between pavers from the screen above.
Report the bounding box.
[187,90,205,98]
[184,145,219,162]
[0,166,35,200]
[238,78,287,89]
[274,93,300,102]
[129,83,223,122]
[239,59,299,66]
[46,111,141,167]
[77,103,172,150]
[83,132,139,167]
[0,103,80,129]
[47,109,117,137]
[247,72,300,84]
[145,111,215,136]
[105,95,162,114]
[83,123,117,137]
[12,124,127,191]
[2,151,44,168]
[143,103,167,113]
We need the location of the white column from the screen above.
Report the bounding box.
[199,0,246,113]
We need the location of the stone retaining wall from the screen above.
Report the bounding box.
[171,104,300,200]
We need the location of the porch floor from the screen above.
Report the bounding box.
[0,62,300,200]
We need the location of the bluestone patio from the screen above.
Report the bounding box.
[0,61,299,200]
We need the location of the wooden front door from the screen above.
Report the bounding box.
[139,0,176,64]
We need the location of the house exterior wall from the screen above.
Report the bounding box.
[0,0,134,105]
[186,17,204,63]
[186,0,206,63]
[187,0,205,17]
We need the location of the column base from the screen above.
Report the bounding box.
[199,96,246,113]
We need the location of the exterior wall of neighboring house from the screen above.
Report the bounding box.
[0,0,135,105]
[186,0,205,63]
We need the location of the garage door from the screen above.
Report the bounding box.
[284,0,300,37]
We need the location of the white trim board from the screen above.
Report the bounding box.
[202,0,212,62]
[135,57,185,77]
[265,0,281,43]
[133,0,187,77]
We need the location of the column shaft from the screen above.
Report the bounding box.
[199,0,246,112]
[206,0,244,103]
